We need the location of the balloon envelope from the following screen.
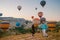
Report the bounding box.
[40,0,46,7]
[0,13,2,16]
[35,8,37,10]
[16,22,20,26]
[31,16,34,19]
[17,5,22,11]
[38,12,43,18]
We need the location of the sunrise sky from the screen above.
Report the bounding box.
[0,0,60,21]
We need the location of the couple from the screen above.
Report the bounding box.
[32,12,48,37]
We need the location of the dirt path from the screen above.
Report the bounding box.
[0,32,60,40]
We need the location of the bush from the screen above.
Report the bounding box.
[0,30,9,37]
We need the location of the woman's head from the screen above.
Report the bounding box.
[40,17,46,24]
[33,18,40,24]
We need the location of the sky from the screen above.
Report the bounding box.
[0,0,60,21]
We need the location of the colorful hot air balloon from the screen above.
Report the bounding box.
[38,12,43,18]
[40,0,46,7]
[16,22,20,27]
[0,22,10,31]
[31,16,34,19]
[17,5,22,11]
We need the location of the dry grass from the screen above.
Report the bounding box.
[0,31,60,40]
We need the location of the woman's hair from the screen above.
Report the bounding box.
[40,17,46,23]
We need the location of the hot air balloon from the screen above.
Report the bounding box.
[40,0,46,7]
[35,8,37,10]
[0,13,2,16]
[31,16,34,19]
[16,22,20,27]
[17,5,22,11]
[38,12,43,18]
[0,21,10,31]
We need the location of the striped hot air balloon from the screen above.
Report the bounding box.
[38,12,43,18]
[40,0,46,7]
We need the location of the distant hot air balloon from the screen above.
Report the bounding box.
[17,5,22,11]
[0,13,2,16]
[16,22,20,27]
[40,0,46,7]
[38,12,43,18]
[31,16,34,19]
[35,8,37,10]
